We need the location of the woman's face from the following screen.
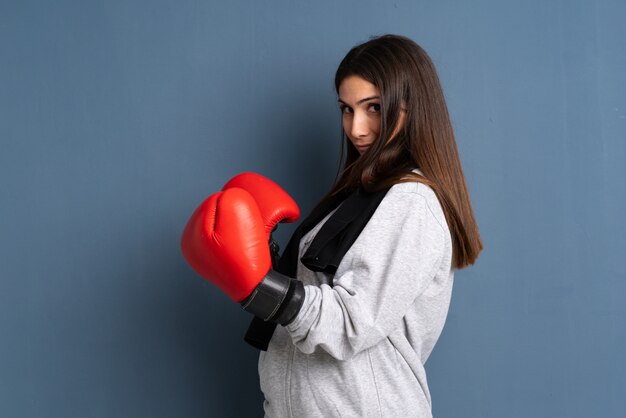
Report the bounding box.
[338,75,380,155]
[338,75,405,155]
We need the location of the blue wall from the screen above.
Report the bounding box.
[1,0,625,416]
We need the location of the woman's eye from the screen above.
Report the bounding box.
[340,105,352,114]
[369,103,381,112]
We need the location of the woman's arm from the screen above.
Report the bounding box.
[285,185,447,360]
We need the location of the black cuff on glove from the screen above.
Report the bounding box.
[239,270,305,326]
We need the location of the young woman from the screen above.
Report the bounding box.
[182,33,482,417]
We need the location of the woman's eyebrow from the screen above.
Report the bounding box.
[337,95,380,105]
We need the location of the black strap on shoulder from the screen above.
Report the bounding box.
[300,187,389,274]
[243,186,390,351]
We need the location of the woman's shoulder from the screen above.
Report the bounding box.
[388,178,435,200]
[386,173,448,233]
[386,168,437,204]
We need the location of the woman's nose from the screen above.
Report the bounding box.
[350,113,369,138]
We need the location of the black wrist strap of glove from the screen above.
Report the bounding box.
[239,270,305,326]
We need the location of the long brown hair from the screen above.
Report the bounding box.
[316,34,482,269]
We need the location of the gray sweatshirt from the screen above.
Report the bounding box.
[258,178,455,418]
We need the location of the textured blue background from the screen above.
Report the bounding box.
[1,0,625,417]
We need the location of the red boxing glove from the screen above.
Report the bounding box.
[180,187,271,302]
[222,172,300,237]
[181,176,305,325]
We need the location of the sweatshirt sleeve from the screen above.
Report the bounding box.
[285,186,447,360]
